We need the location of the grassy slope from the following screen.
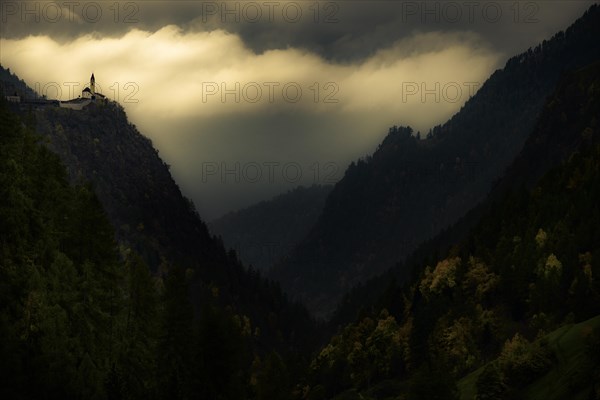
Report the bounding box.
[459,315,600,400]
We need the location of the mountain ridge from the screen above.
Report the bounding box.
[210,184,332,271]
[270,4,600,317]
[303,59,600,400]
[331,59,600,328]
[0,66,322,357]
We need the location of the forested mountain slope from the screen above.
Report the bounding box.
[0,69,322,398]
[270,5,600,317]
[210,184,332,271]
[301,61,600,400]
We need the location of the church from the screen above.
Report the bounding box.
[60,73,106,110]
[81,73,106,100]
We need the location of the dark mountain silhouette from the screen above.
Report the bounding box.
[210,184,332,271]
[306,59,600,400]
[331,59,600,328]
[0,65,321,357]
[269,4,600,317]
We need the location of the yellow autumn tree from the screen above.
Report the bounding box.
[420,257,462,297]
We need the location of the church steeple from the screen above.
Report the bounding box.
[64,72,105,107]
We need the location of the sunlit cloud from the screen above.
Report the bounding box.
[1,27,501,218]
[1,27,500,119]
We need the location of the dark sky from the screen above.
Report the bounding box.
[1,0,595,218]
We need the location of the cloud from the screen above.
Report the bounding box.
[1,1,592,62]
[0,27,500,117]
[1,27,502,218]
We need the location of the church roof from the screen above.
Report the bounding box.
[82,87,105,98]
